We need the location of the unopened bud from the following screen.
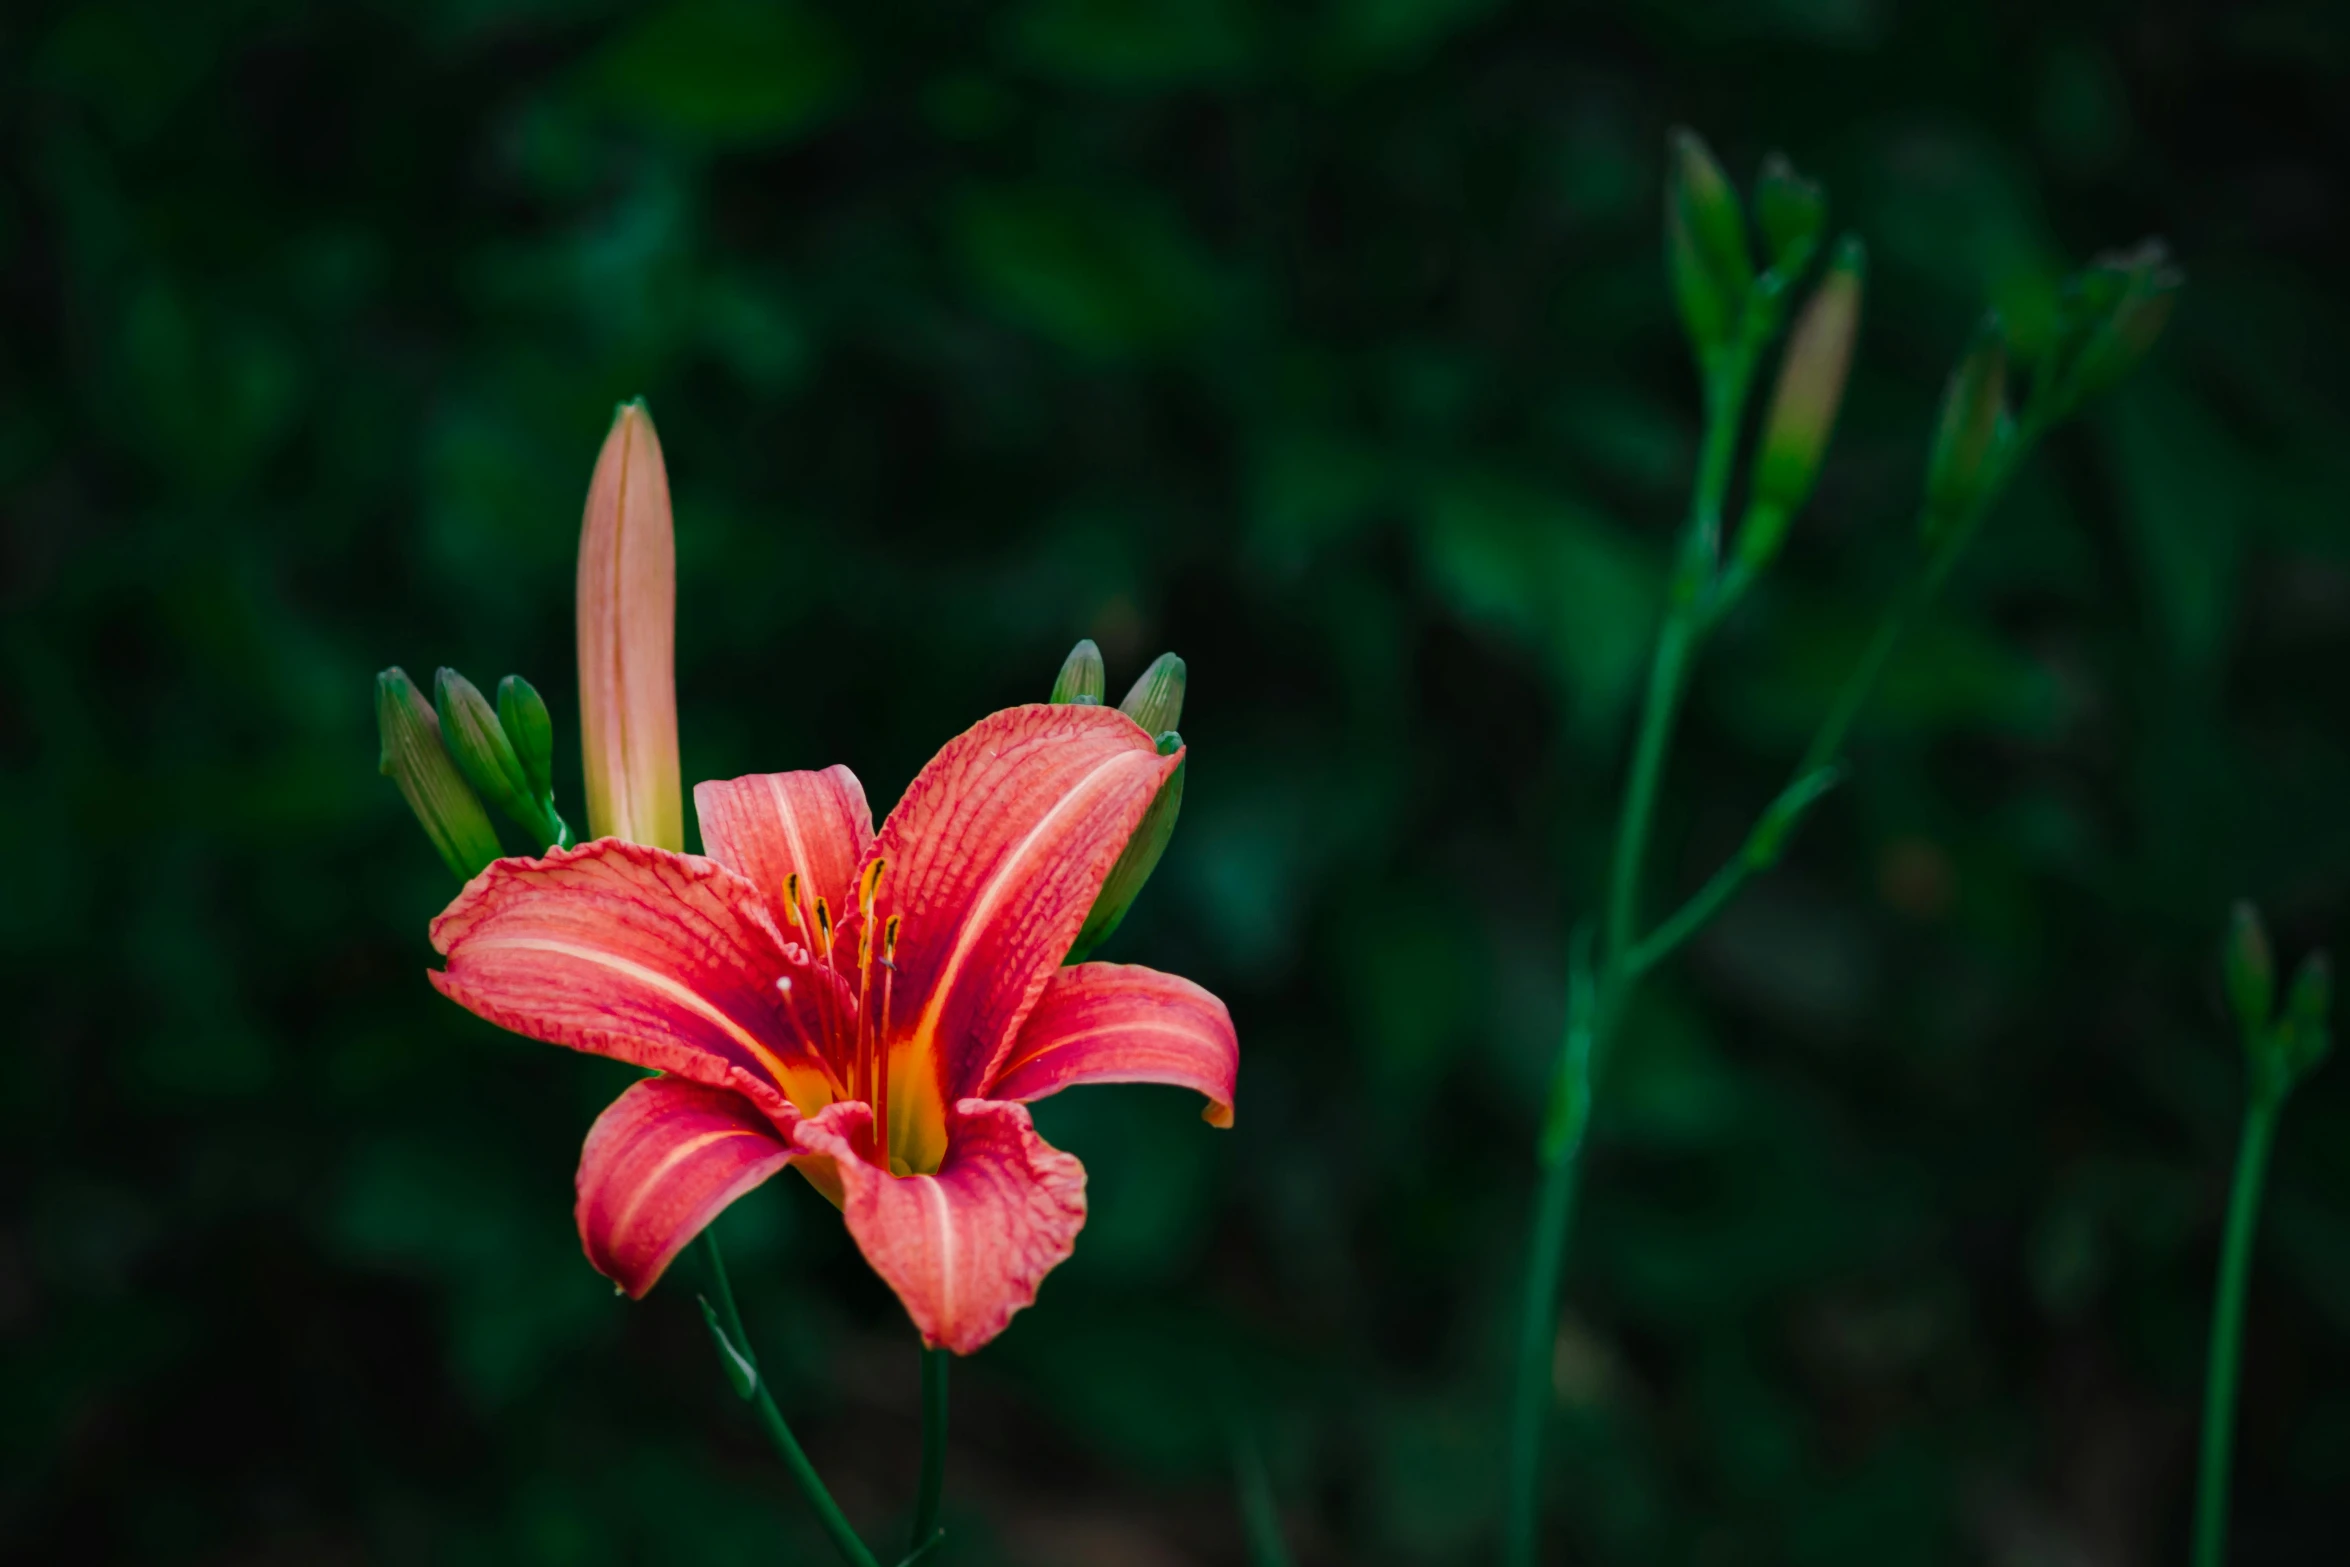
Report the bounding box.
[378,666,503,882]
[1750,236,1864,526]
[1050,639,1106,705]
[2064,240,2182,404]
[2279,951,2334,1083]
[2223,901,2275,1044]
[578,399,683,850]
[1666,128,1752,354]
[1755,153,1826,278]
[1119,652,1186,737]
[438,668,569,851]
[498,675,557,802]
[1923,315,2012,541]
[1068,749,1186,964]
[436,668,531,814]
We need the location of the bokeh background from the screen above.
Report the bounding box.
[7,0,2350,1562]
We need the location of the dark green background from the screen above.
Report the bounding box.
[7,1,2348,1562]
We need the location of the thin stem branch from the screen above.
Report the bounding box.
[1505,342,1754,1567]
[2193,1093,2278,1567]
[910,1346,950,1557]
[698,1235,881,1567]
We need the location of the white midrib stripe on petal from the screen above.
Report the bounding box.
[908,749,1144,1070]
[608,1126,765,1245]
[466,934,796,1086]
[1006,1017,1213,1071]
[917,1173,956,1338]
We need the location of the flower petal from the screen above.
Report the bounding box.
[986,962,1238,1127]
[867,705,1180,1102]
[795,1098,1087,1354]
[692,766,875,932]
[430,840,842,1117]
[577,1076,796,1297]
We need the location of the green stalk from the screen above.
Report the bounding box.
[699,1235,882,1567]
[2193,1094,2278,1567]
[1502,344,1756,1567]
[1234,1423,1298,1567]
[909,1346,950,1557]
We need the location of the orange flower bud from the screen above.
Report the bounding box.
[576,400,683,851]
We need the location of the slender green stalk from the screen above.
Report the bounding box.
[699,1235,882,1567]
[1504,349,1754,1567]
[910,1346,950,1557]
[2193,1094,2278,1567]
[1234,1423,1298,1567]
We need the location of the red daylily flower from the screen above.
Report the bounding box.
[429,703,1237,1353]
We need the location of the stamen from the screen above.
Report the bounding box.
[773,975,842,1096]
[858,856,889,918]
[781,872,803,928]
[813,896,834,964]
[874,932,899,1172]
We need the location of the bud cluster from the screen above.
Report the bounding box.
[1051,641,1190,961]
[378,663,573,881]
[2223,902,2333,1106]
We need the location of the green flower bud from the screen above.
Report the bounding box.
[1923,314,2013,542]
[1749,236,1864,528]
[437,667,569,851]
[377,666,503,882]
[2277,951,2333,1084]
[1754,153,1826,279]
[1068,744,1185,964]
[437,668,531,810]
[2062,239,2182,405]
[1050,638,1106,705]
[1666,128,1752,355]
[498,674,557,801]
[1119,652,1186,737]
[2223,901,2275,1045]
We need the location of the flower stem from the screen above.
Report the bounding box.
[910,1345,949,1557]
[1503,344,1755,1567]
[2193,1092,2278,1567]
[1234,1422,1297,1567]
[698,1234,881,1567]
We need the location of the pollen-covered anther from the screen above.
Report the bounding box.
[781,871,804,928]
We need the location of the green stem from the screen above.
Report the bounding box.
[1502,1104,1586,1566]
[1504,345,1756,1567]
[699,1235,882,1567]
[1234,1423,1298,1567]
[2193,1093,2278,1567]
[910,1346,949,1556]
[1626,516,1965,977]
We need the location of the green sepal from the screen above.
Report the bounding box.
[1050,639,1107,705]
[697,1295,760,1400]
[377,666,504,883]
[1119,652,1186,736]
[1066,743,1185,963]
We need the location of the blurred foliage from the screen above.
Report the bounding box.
[6,0,2350,1562]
